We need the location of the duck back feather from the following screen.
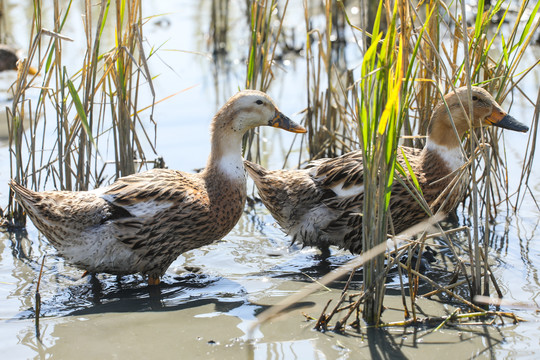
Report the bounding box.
[245,146,464,254]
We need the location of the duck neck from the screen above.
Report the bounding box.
[424,107,466,173]
[203,127,246,183]
[423,139,464,173]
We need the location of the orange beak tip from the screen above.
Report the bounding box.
[270,113,307,134]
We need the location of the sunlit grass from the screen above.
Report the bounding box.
[5,0,158,226]
[3,0,538,331]
[255,0,539,327]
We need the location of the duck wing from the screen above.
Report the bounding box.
[310,150,364,192]
[101,168,210,255]
[9,180,132,248]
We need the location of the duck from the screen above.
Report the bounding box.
[0,44,39,138]
[9,90,307,285]
[0,44,38,74]
[0,45,24,72]
[244,86,529,254]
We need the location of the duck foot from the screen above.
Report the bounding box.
[147,276,161,286]
[317,246,331,260]
[399,246,438,273]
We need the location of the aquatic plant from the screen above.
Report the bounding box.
[255,0,539,329]
[243,0,290,162]
[5,0,158,226]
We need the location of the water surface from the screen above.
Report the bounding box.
[1,1,539,359]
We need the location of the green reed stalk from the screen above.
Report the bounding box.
[371,0,540,302]
[355,0,405,324]
[244,0,289,161]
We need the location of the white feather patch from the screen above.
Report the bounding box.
[100,191,173,217]
[425,140,464,172]
[121,200,173,217]
[219,154,246,180]
[90,187,107,196]
[331,182,364,197]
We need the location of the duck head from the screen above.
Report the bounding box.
[0,46,38,74]
[207,90,306,176]
[212,90,306,135]
[427,86,529,149]
[0,47,20,72]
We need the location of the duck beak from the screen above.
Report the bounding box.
[269,111,307,133]
[485,109,529,133]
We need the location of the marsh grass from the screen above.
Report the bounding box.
[303,0,355,160]
[334,0,538,325]
[243,0,289,162]
[5,0,158,226]
[255,0,539,329]
[4,0,538,333]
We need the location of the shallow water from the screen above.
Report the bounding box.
[1,1,540,359]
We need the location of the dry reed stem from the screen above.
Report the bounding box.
[380,310,523,328]
[7,0,158,208]
[251,214,443,332]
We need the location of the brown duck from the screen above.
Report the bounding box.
[10,90,306,285]
[0,44,37,73]
[245,86,529,253]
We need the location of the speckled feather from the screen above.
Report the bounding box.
[245,148,463,253]
[9,90,306,282]
[245,86,528,254]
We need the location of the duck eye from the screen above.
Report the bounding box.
[472,96,478,101]
[255,100,263,105]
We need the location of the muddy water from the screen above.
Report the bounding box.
[1,1,540,359]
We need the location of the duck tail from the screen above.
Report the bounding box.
[9,180,40,205]
[243,160,268,179]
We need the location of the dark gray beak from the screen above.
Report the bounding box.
[486,109,529,133]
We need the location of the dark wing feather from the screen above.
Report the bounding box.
[309,150,364,190]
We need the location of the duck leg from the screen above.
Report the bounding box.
[147,275,161,286]
[317,245,331,259]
